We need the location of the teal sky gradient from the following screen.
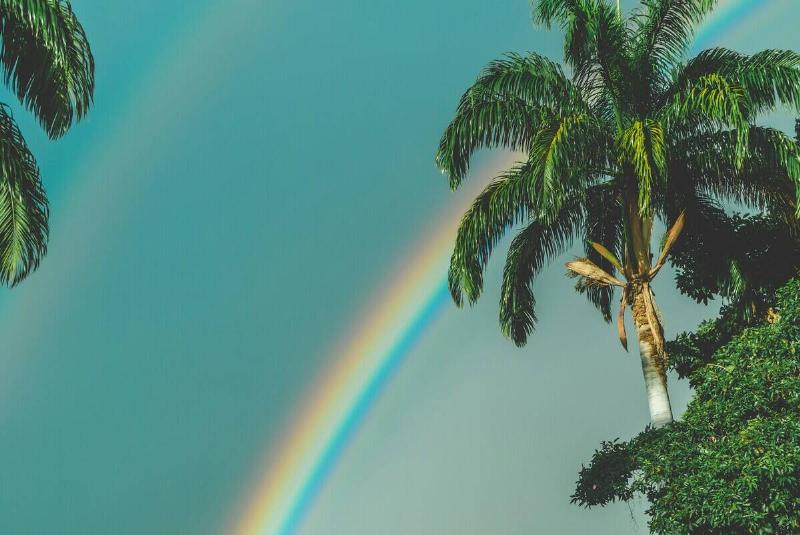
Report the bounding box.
[0,1,797,534]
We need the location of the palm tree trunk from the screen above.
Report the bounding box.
[631,286,673,428]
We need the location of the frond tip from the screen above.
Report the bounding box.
[0,105,48,285]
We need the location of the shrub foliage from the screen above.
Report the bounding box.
[573,277,800,534]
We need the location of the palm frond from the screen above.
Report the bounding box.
[727,50,800,115]
[0,104,48,285]
[448,162,535,306]
[0,0,95,138]
[534,0,627,69]
[660,73,749,164]
[566,257,625,286]
[633,0,716,89]
[675,126,800,214]
[620,119,666,212]
[568,1,631,113]
[672,47,745,84]
[436,52,585,188]
[499,196,585,345]
[527,111,609,219]
[533,0,593,35]
[670,48,800,116]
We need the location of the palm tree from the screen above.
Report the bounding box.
[0,0,94,284]
[436,0,800,427]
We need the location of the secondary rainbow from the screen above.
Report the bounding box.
[232,2,772,534]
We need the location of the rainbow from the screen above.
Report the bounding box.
[228,157,509,535]
[232,1,774,533]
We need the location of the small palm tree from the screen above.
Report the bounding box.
[0,0,94,284]
[436,0,800,427]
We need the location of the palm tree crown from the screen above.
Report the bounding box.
[436,0,800,426]
[0,0,94,284]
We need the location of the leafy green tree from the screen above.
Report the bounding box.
[0,0,94,283]
[668,212,800,376]
[436,0,800,427]
[573,276,800,534]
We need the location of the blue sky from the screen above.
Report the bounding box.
[0,1,797,533]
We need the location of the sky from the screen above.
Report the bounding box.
[0,1,797,534]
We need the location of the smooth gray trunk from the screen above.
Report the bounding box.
[637,324,673,428]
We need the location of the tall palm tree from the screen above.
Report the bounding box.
[436,0,800,427]
[0,0,94,284]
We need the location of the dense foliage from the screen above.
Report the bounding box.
[668,212,800,379]
[0,1,94,284]
[573,277,800,534]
